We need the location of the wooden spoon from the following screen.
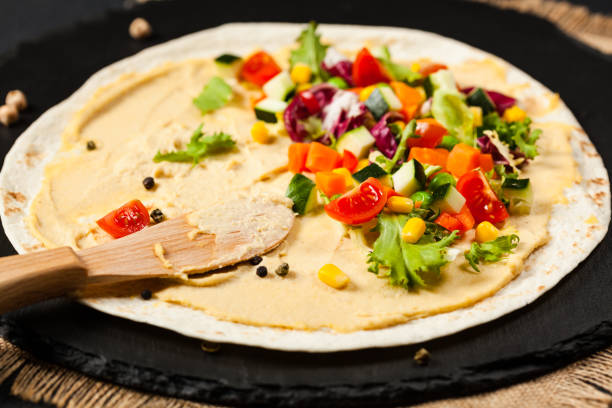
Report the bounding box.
[0,198,294,314]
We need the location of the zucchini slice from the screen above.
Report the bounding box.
[431,183,466,214]
[466,88,496,115]
[254,98,288,123]
[392,159,426,197]
[352,163,388,183]
[502,178,533,215]
[336,126,376,159]
[286,174,318,215]
[262,71,295,101]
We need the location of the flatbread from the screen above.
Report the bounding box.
[0,23,608,351]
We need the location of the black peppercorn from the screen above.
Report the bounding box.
[249,255,263,265]
[150,208,164,223]
[140,289,152,300]
[142,176,155,190]
[275,262,289,277]
[256,266,268,278]
[86,140,96,150]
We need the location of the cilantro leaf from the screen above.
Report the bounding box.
[153,124,235,166]
[290,21,328,82]
[368,213,458,288]
[193,76,233,114]
[377,46,422,85]
[464,234,519,272]
[479,113,540,159]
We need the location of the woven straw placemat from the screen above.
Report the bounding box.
[0,1,610,407]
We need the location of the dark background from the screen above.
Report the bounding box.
[0,1,611,407]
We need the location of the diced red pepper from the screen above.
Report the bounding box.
[352,48,391,87]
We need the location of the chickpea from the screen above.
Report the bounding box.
[129,17,152,39]
[5,90,27,111]
[0,104,18,127]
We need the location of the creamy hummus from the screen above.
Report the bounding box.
[27,57,577,332]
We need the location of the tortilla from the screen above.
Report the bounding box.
[0,23,609,351]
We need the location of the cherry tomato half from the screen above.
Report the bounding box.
[96,199,150,238]
[352,48,391,87]
[456,170,509,224]
[240,51,281,87]
[408,118,448,148]
[325,177,387,225]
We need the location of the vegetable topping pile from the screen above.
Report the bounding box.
[98,22,541,291]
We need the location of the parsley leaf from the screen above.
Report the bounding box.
[193,76,233,114]
[479,113,540,159]
[290,21,328,82]
[153,124,235,166]
[377,46,422,85]
[368,213,458,288]
[464,234,519,272]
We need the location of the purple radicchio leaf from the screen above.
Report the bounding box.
[321,90,367,141]
[283,84,337,143]
[461,87,516,115]
[321,48,354,86]
[370,112,403,158]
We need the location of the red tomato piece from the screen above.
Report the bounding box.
[341,150,358,173]
[299,90,321,115]
[419,63,448,77]
[408,118,448,148]
[352,48,391,87]
[96,200,150,239]
[325,178,387,225]
[240,51,281,87]
[455,205,475,231]
[435,213,463,232]
[456,170,509,224]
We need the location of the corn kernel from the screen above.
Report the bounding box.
[386,196,414,213]
[402,217,426,243]
[356,159,370,172]
[470,106,483,127]
[475,221,500,243]
[359,85,377,102]
[251,121,271,144]
[502,106,527,123]
[332,167,355,188]
[290,63,312,84]
[318,264,350,289]
[410,62,421,73]
[296,83,312,92]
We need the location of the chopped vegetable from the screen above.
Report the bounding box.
[446,143,481,177]
[368,213,458,287]
[290,63,312,84]
[502,178,533,215]
[475,221,500,243]
[321,48,354,86]
[465,234,519,272]
[386,196,414,213]
[479,153,494,172]
[328,76,349,89]
[434,212,463,233]
[153,124,235,166]
[455,204,475,231]
[431,89,475,146]
[409,118,448,148]
[352,162,387,183]
[290,21,329,83]
[352,48,391,87]
[419,63,448,77]
[390,81,424,121]
[431,183,466,214]
[335,126,375,159]
[428,172,455,191]
[318,263,350,289]
[370,112,401,158]
[461,87,517,115]
[251,121,271,144]
[315,171,347,197]
[324,177,386,225]
[340,150,358,172]
[193,76,233,114]
[288,143,311,173]
[392,159,426,197]
[332,167,355,188]
[96,200,150,238]
[262,71,295,101]
[411,191,434,208]
[240,51,281,86]
[402,217,426,243]
[503,106,527,122]
[364,86,402,120]
[286,173,318,215]
[305,142,341,173]
[466,88,496,115]
[407,147,449,169]
[456,170,509,224]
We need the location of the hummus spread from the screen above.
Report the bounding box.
[27,57,577,332]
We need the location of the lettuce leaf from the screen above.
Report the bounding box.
[153,124,235,166]
[464,234,519,272]
[432,89,475,146]
[193,76,232,114]
[290,21,328,82]
[377,46,422,84]
[479,112,540,159]
[368,213,458,288]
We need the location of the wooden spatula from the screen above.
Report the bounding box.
[0,198,294,314]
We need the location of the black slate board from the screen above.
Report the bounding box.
[0,1,611,406]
